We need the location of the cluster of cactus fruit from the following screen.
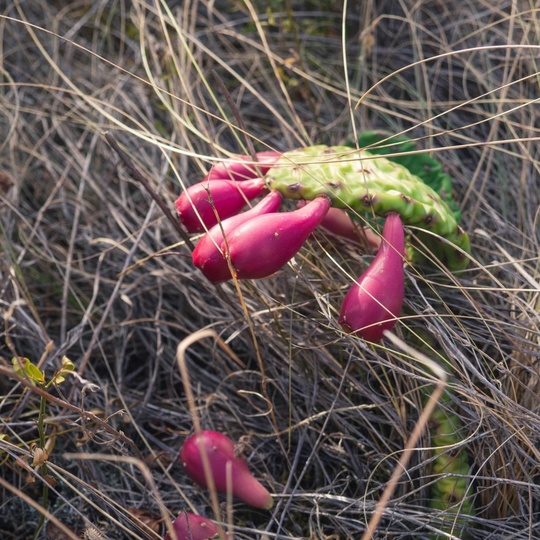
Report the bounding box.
[175,137,471,342]
[168,416,475,538]
[169,136,475,538]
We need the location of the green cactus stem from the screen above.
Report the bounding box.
[428,391,476,538]
[407,328,476,537]
[265,145,470,272]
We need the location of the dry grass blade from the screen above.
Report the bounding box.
[361,331,448,540]
[1,1,539,539]
[0,476,79,540]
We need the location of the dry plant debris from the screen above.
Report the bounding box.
[1,1,539,539]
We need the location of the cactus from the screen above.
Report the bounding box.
[351,131,461,221]
[428,391,476,537]
[265,145,470,272]
[407,329,476,537]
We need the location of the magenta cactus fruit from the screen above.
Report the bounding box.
[319,207,381,250]
[193,191,283,283]
[205,151,281,182]
[338,213,405,342]
[164,512,220,540]
[175,178,266,233]
[225,195,331,280]
[181,430,273,510]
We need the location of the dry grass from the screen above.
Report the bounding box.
[1,1,539,538]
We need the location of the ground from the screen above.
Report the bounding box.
[0,1,539,539]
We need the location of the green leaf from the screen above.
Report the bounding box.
[0,433,10,457]
[11,357,45,385]
[60,355,75,372]
[51,356,76,385]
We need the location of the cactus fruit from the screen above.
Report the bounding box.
[175,178,266,233]
[164,512,220,540]
[181,430,273,510]
[338,213,405,342]
[315,206,381,250]
[265,145,470,271]
[205,151,281,182]
[225,196,331,280]
[192,191,283,283]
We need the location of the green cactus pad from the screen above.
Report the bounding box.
[429,394,476,536]
[351,131,462,221]
[265,145,470,272]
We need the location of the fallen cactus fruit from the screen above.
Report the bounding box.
[338,213,405,342]
[181,430,273,510]
[205,151,281,182]
[164,512,220,540]
[225,195,331,280]
[175,178,266,233]
[193,191,283,283]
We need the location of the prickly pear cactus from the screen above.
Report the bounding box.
[429,392,476,537]
[407,328,476,536]
[352,131,461,221]
[265,145,470,272]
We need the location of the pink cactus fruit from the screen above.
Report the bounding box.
[318,207,381,250]
[164,512,220,540]
[181,430,273,510]
[193,191,283,283]
[225,195,331,280]
[205,151,281,182]
[338,213,405,342]
[175,178,266,233]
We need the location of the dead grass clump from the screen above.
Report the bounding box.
[1,1,539,538]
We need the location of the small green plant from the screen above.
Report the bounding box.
[11,356,76,538]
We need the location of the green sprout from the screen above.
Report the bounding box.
[11,355,76,538]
